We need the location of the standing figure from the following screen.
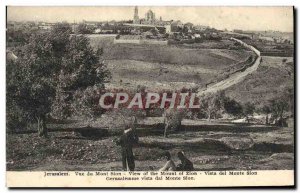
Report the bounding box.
[117,125,139,171]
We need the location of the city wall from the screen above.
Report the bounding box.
[230,37,261,56]
[114,38,168,45]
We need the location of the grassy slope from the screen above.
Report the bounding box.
[87,35,254,91]
[88,35,252,70]
[102,44,251,70]
[225,56,294,105]
[106,59,214,88]
[87,35,116,50]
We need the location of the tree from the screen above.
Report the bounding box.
[52,34,111,119]
[7,22,110,136]
[269,99,288,127]
[7,25,38,46]
[285,87,294,117]
[7,32,58,137]
[200,91,225,121]
[261,105,271,125]
[50,23,72,59]
[268,87,293,127]
[77,23,94,34]
[223,98,243,118]
[243,102,255,123]
[269,99,289,127]
[163,109,185,138]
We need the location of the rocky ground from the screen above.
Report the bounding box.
[7,123,294,171]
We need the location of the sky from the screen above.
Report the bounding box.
[7,6,294,32]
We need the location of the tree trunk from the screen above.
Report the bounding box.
[163,115,168,138]
[246,116,250,123]
[175,120,182,131]
[145,108,150,117]
[280,107,284,127]
[265,114,269,125]
[208,112,211,122]
[164,124,168,138]
[37,115,48,138]
[280,115,283,127]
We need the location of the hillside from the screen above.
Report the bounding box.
[226,56,294,105]
[86,35,254,91]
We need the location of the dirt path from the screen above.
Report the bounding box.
[198,38,261,96]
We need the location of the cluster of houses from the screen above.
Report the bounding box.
[224,29,294,45]
[7,21,56,31]
[7,7,293,46]
[5,7,236,43]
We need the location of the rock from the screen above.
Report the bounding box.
[218,137,254,150]
[258,153,294,170]
[269,153,294,160]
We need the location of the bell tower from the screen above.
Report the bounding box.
[133,6,139,24]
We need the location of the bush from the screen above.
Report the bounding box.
[70,87,105,119]
[103,109,146,131]
[163,109,186,137]
[6,104,28,133]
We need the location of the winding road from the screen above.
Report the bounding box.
[197,38,261,96]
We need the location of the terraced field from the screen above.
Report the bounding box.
[87,35,254,91]
[103,44,252,69]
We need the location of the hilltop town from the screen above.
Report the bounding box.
[7,7,293,55]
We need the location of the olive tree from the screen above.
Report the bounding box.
[163,108,185,138]
[200,91,225,121]
[7,22,110,137]
[7,32,58,137]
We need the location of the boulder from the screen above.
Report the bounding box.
[218,137,254,150]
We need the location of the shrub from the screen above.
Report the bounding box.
[70,86,105,119]
[163,109,186,137]
[103,109,146,131]
[6,104,28,133]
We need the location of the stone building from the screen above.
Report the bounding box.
[133,6,140,24]
[144,9,156,24]
[133,7,161,25]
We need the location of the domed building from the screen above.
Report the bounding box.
[133,7,159,25]
[144,9,156,24]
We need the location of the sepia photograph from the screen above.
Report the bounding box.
[5,5,295,187]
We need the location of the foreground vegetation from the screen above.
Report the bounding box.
[6,23,110,135]
[7,124,294,171]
